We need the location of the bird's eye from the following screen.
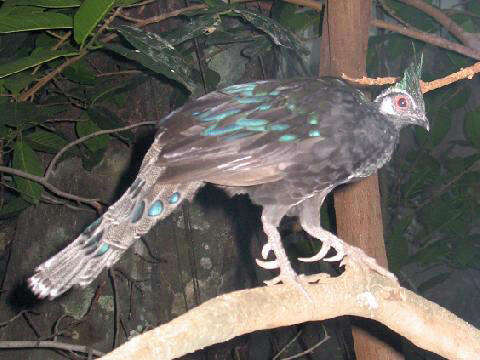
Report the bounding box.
[395,95,409,109]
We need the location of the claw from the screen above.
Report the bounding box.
[298,241,331,262]
[261,243,273,259]
[323,251,344,262]
[256,258,279,270]
[263,275,282,286]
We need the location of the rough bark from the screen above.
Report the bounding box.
[318,0,403,358]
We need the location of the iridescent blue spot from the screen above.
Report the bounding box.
[84,217,101,235]
[202,124,243,136]
[236,96,270,104]
[131,201,145,223]
[235,118,268,127]
[308,114,319,125]
[199,109,241,122]
[278,134,297,142]
[269,90,280,96]
[192,111,201,115]
[271,124,290,131]
[148,200,164,216]
[95,243,109,257]
[309,129,321,137]
[287,104,296,111]
[256,104,272,111]
[223,84,256,94]
[241,90,254,97]
[168,192,180,204]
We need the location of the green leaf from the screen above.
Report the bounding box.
[26,129,69,153]
[63,59,97,85]
[0,102,67,129]
[0,197,31,218]
[453,235,480,267]
[231,9,308,55]
[402,154,440,199]
[107,26,199,93]
[74,0,114,46]
[12,140,44,203]
[3,72,35,94]
[114,0,143,5]
[446,87,470,110]
[431,109,451,146]
[417,273,450,293]
[271,1,320,33]
[0,10,72,33]
[162,16,218,46]
[464,107,480,149]
[386,215,413,272]
[87,106,133,143]
[0,49,78,78]
[89,74,149,105]
[75,118,109,153]
[409,240,449,267]
[382,0,437,32]
[12,0,81,8]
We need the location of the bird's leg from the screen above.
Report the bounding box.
[299,224,395,280]
[257,218,314,300]
[256,218,300,286]
[296,193,396,280]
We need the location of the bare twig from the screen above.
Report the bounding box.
[0,165,101,207]
[282,328,330,360]
[272,329,303,360]
[0,311,39,328]
[343,60,480,93]
[398,0,476,47]
[45,121,156,179]
[372,19,480,60]
[0,340,104,357]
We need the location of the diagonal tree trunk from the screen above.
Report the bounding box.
[318,1,403,358]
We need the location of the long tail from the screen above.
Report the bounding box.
[29,133,203,299]
[29,179,202,299]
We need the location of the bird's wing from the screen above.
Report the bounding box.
[153,78,367,186]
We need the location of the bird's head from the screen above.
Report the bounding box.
[374,55,429,131]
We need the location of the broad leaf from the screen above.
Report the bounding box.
[87,106,134,143]
[26,129,69,153]
[63,59,97,85]
[464,107,480,149]
[162,16,218,46]
[0,49,78,78]
[0,102,67,130]
[74,0,114,46]
[3,72,35,94]
[0,197,31,218]
[12,140,44,203]
[417,273,451,293]
[13,0,81,8]
[0,10,72,33]
[108,26,199,93]
[76,118,109,153]
[232,9,308,54]
[431,109,451,146]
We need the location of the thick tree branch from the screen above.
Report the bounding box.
[100,262,480,360]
